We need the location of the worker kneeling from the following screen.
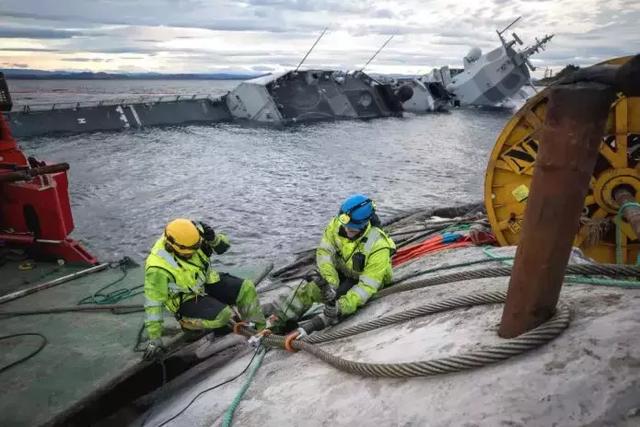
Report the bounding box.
[143,218,265,360]
[269,194,396,333]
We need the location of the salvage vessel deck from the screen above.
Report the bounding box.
[0,259,272,427]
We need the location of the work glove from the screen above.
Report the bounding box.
[321,284,337,303]
[323,302,339,325]
[198,221,216,242]
[143,338,165,361]
[306,271,336,303]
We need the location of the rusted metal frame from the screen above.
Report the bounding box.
[0,162,69,183]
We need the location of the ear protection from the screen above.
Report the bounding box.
[338,198,375,226]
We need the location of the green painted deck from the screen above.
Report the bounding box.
[0,259,272,427]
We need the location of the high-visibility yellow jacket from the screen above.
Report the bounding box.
[143,232,230,339]
[316,218,395,315]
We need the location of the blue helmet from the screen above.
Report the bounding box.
[338,194,374,229]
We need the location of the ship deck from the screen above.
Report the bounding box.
[0,258,271,427]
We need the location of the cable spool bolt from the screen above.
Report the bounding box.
[593,169,640,214]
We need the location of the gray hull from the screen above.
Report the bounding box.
[4,70,410,138]
[4,97,232,138]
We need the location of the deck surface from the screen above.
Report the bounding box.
[0,258,271,427]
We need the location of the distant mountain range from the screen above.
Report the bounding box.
[0,68,266,80]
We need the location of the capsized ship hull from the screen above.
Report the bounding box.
[226,69,410,125]
[4,69,415,137]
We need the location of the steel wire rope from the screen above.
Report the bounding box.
[234,263,640,378]
[151,261,640,423]
[238,290,570,378]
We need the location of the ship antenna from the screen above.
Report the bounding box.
[496,16,522,47]
[295,27,329,72]
[360,35,394,71]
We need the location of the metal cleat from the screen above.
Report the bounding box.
[247,328,272,349]
[247,335,263,349]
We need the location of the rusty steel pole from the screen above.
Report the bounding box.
[498,54,640,338]
[498,84,615,338]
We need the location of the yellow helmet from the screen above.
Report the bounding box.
[164,218,201,257]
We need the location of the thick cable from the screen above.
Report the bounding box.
[236,291,570,378]
[376,263,640,299]
[0,333,48,374]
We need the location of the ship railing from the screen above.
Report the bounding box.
[9,94,223,113]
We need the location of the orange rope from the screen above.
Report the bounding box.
[284,331,300,353]
[232,321,247,335]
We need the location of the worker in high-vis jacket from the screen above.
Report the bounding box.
[143,218,265,360]
[268,194,396,333]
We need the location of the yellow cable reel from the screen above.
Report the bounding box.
[485,56,640,263]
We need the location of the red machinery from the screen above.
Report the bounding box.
[0,72,96,265]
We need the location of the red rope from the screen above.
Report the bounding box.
[392,236,472,267]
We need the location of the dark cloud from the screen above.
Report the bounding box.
[241,0,372,14]
[0,26,81,39]
[371,8,396,19]
[0,7,322,34]
[3,63,30,68]
[0,0,634,73]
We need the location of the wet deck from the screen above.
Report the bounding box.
[0,258,271,427]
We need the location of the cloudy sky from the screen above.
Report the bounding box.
[0,0,637,76]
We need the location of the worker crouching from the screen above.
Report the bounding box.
[143,218,265,360]
[269,194,396,333]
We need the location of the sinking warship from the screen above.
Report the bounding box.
[2,21,549,138]
[225,69,414,125]
[3,68,419,138]
[424,17,553,107]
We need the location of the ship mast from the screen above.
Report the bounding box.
[295,27,329,72]
[360,35,395,71]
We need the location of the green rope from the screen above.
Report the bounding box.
[442,223,471,232]
[482,246,640,288]
[615,201,640,264]
[481,246,514,266]
[221,346,267,427]
[564,275,640,288]
[77,257,142,305]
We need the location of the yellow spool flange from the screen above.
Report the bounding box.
[485,56,640,264]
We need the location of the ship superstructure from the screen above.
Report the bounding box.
[425,17,553,107]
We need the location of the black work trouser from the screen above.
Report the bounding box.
[178,273,244,320]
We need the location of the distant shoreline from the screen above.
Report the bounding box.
[6,76,252,80]
[1,70,267,81]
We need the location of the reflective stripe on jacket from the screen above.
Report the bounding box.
[315,217,395,315]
